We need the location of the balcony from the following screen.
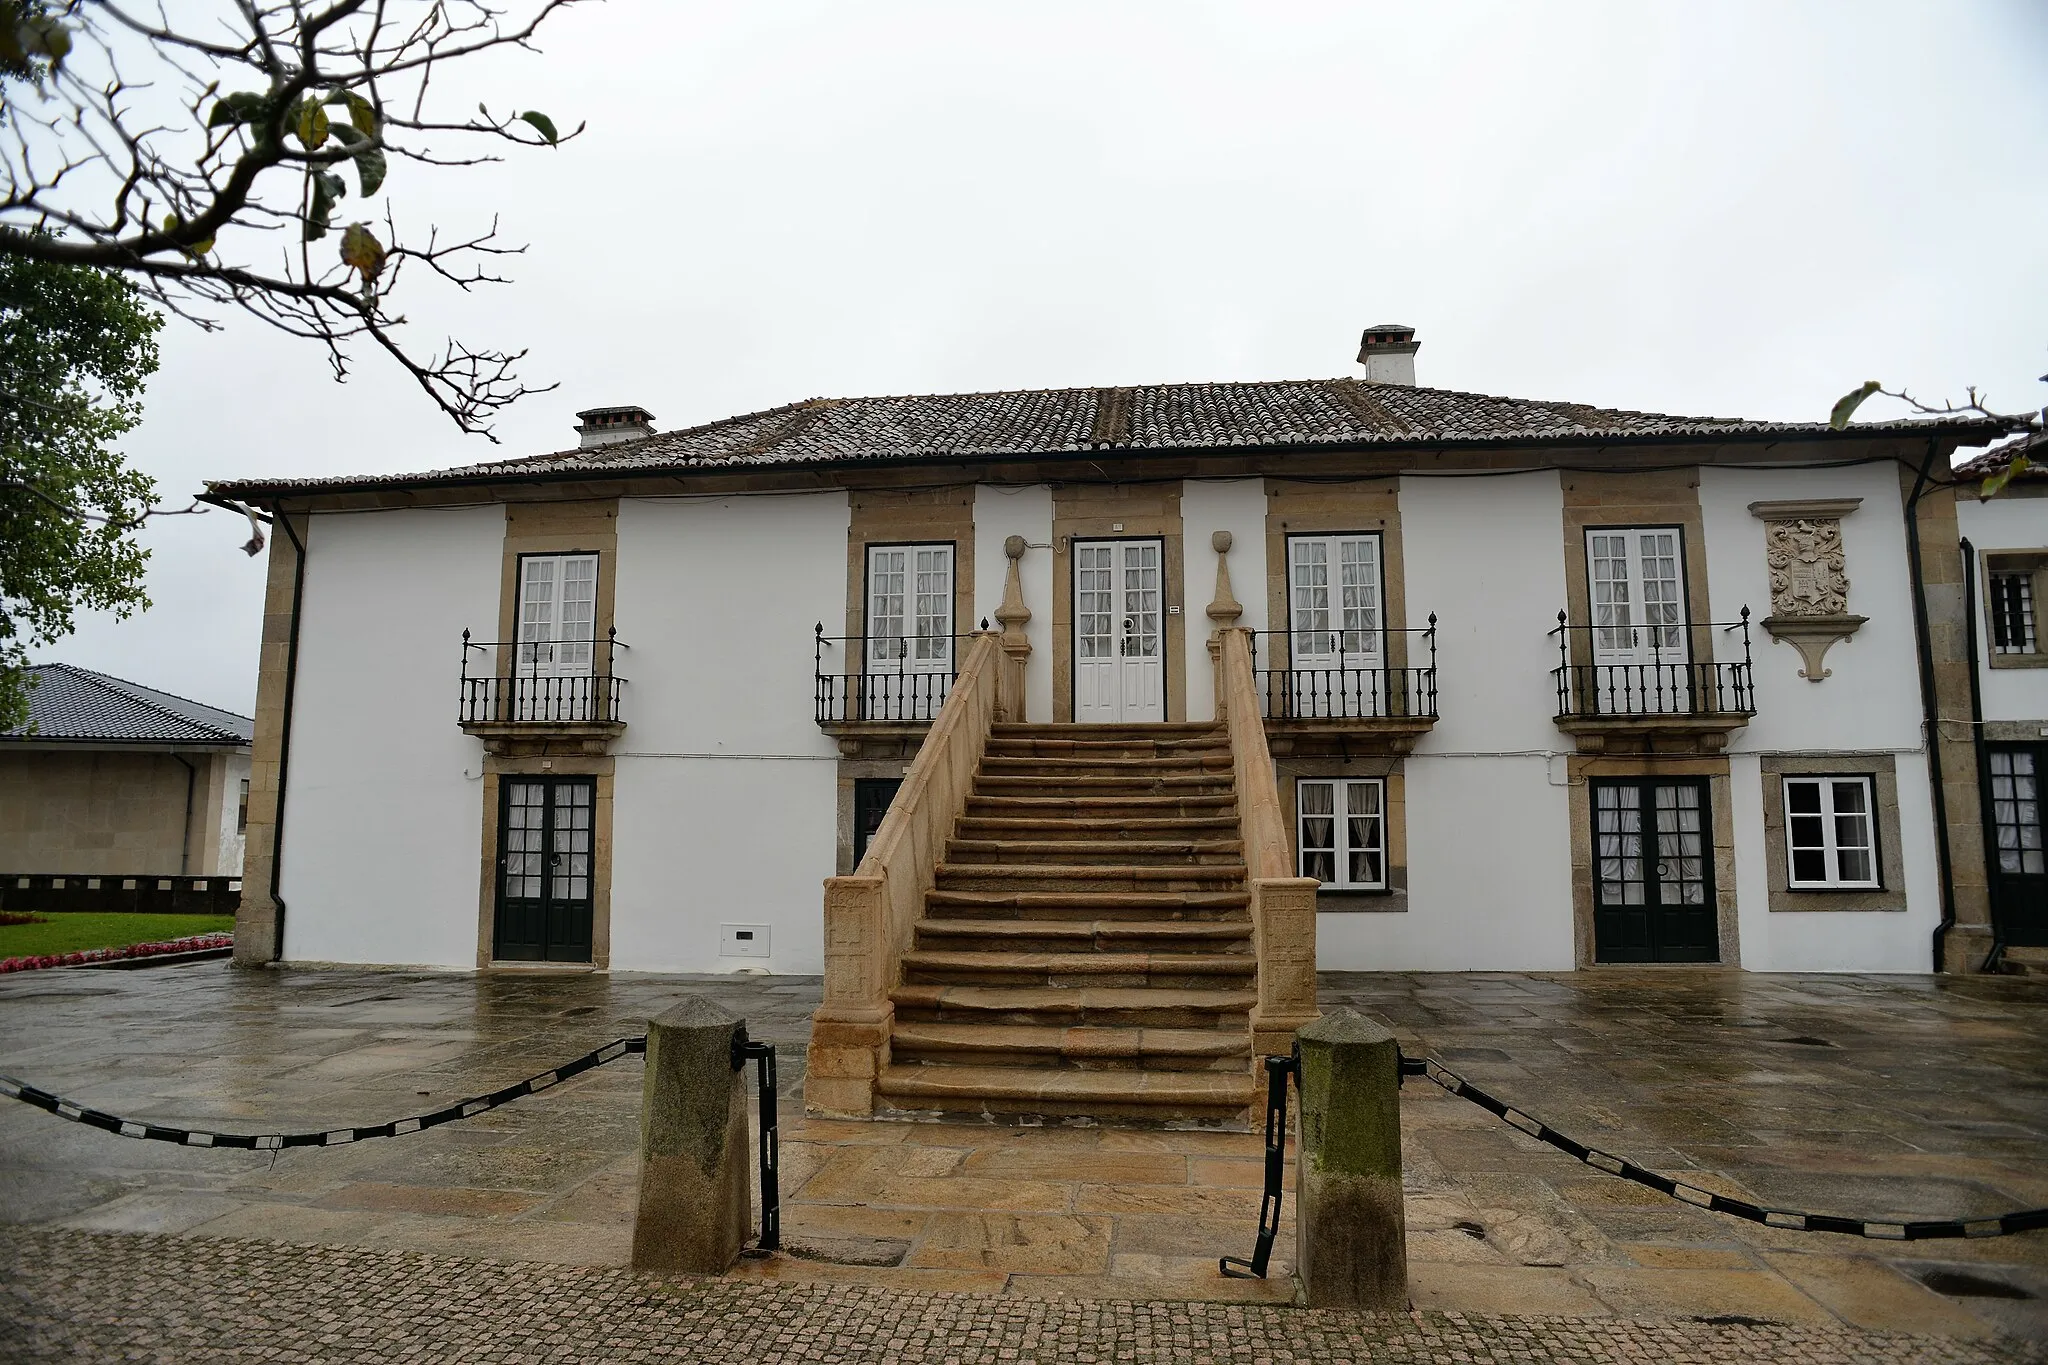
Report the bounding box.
[458,630,626,754]
[815,627,969,755]
[1550,610,1756,754]
[1249,621,1440,756]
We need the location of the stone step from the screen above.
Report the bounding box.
[974,773,1235,794]
[979,754,1232,775]
[900,948,1258,989]
[890,1021,1253,1072]
[993,724,1222,738]
[874,1061,1255,1122]
[924,888,1252,921]
[933,862,1250,893]
[985,737,1231,759]
[945,838,1246,866]
[955,815,1243,840]
[913,917,1254,952]
[966,793,1238,817]
[890,982,1255,1030]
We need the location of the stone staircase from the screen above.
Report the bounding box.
[872,722,1260,1124]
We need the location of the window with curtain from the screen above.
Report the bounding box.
[1296,777,1387,890]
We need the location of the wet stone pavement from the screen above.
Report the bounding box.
[0,962,2045,1360]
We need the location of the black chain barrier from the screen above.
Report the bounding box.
[1222,1047,2048,1277]
[0,1035,648,1149]
[1402,1054,2048,1241]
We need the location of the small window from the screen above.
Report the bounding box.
[852,778,902,867]
[1782,776,1879,889]
[237,778,250,834]
[1297,777,1386,890]
[1991,570,2038,654]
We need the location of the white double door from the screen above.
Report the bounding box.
[1073,539,1166,724]
[514,553,598,720]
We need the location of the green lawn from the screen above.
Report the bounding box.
[0,913,234,959]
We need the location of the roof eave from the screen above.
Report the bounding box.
[205,418,2005,504]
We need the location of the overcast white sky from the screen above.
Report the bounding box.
[42,0,2048,716]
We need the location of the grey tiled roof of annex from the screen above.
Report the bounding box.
[4,664,254,745]
[207,376,2004,497]
[1955,429,2047,481]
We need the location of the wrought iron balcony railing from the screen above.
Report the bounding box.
[1550,609,1755,719]
[1250,619,1439,721]
[815,626,972,724]
[459,630,626,726]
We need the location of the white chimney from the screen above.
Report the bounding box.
[575,405,656,449]
[1356,324,1419,386]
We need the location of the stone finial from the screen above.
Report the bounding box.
[995,539,1032,640]
[1206,530,1243,627]
[1005,535,1026,560]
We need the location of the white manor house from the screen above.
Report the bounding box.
[205,328,2047,1118]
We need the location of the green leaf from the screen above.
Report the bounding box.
[1829,380,1882,430]
[18,13,70,64]
[304,171,346,241]
[325,90,378,138]
[294,98,330,151]
[327,125,386,196]
[207,91,269,129]
[1981,452,2032,500]
[518,110,559,145]
[339,222,387,286]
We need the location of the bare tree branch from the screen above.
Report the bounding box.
[1,0,588,438]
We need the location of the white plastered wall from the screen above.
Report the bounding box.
[1958,492,2048,724]
[972,484,1054,723]
[278,506,503,967]
[606,492,850,974]
[1177,479,1269,724]
[1701,464,1938,971]
[215,751,251,876]
[1318,471,1576,971]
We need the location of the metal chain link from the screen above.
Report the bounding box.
[1402,1054,2048,1241]
[0,1036,646,1150]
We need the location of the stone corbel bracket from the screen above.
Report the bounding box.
[1749,497,1866,682]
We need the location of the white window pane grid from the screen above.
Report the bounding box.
[1590,533,1633,651]
[1992,572,2037,654]
[1297,778,1387,890]
[1290,536,1382,661]
[1990,751,2045,875]
[1783,776,1880,888]
[1638,532,1685,651]
[1123,544,1160,658]
[1078,546,1113,659]
[868,549,906,662]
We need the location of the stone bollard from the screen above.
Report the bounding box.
[630,998,753,1274]
[1294,1007,1407,1310]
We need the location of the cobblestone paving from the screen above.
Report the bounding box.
[4,1227,2042,1365]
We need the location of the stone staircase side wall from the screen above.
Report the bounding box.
[808,631,1016,1115]
[1215,628,1322,1057]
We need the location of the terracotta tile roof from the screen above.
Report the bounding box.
[1953,429,2047,481]
[207,377,2006,498]
[4,664,253,745]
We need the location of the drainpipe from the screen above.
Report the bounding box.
[268,505,308,963]
[1904,438,1961,972]
[1960,537,2002,972]
[172,754,196,875]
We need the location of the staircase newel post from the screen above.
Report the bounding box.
[809,875,893,1117]
[994,535,1033,723]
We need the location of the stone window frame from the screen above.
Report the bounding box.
[1758,753,1907,913]
[1274,754,1406,912]
[1983,550,2048,670]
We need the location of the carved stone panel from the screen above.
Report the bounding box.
[1748,498,1865,682]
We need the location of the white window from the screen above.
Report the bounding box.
[1288,534,1383,664]
[865,544,954,672]
[1586,528,1685,664]
[1782,776,1879,889]
[516,553,598,676]
[1297,778,1387,890]
[1990,570,2038,654]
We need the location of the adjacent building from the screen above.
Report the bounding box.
[1,663,253,882]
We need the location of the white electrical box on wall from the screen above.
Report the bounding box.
[720,924,770,959]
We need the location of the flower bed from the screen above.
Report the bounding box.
[0,933,234,974]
